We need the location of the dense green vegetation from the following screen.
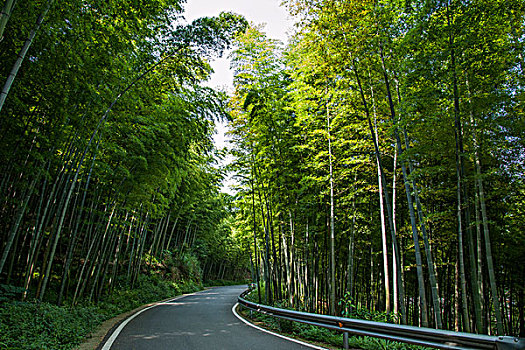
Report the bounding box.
[0,1,250,348]
[229,0,525,338]
[240,306,427,350]
[0,274,201,349]
[1,0,524,348]
[241,291,428,350]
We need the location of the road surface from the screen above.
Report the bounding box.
[102,285,317,349]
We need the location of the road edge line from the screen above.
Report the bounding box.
[231,303,328,350]
[100,290,206,350]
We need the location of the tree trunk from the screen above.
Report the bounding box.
[57,139,100,305]
[73,221,104,304]
[250,168,262,303]
[326,102,336,316]
[165,209,181,252]
[257,180,272,305]
[379,48,428,326]
[109,212,130,292]
[352,60,406,324]
[398,127,442,328]
[22,172,48,300]
[0,0,16,41]
[474,146,504,334]
[0,176,37,276]
[464,79,487,332]
[282,213,292,304]
[348,173,357,315]
[447,6,476,332]
[519,279,524,337]
[474,179,485,332]
[0,0,54,113]
[369,76,391,314]
[392,146,399,316]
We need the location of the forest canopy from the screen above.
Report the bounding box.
[0,0,523,346]
[0,0,249,309]
[228,0,525,337]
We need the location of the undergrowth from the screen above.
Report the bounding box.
[240,288,429,350]
[241,307,430,350]
[0,301,104,350]
[0,274,202,350]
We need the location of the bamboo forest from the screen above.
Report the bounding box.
[0,0,524,348]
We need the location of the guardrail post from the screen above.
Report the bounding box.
[343,332,349,350]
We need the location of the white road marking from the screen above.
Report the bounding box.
[101,290,204,350]
[231,303,328,350]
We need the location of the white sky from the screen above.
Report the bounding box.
[182,0,296,194]
[183,0,295,91]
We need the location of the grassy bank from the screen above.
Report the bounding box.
[238,306,431,350]
[0,275,202,350]
[239,288,429,350]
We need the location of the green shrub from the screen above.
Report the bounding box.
[0,302,104,349]
[241,290,429,350]
[0,247,212,350]
[277,318,296,333]
[347,336,429,350]
[0,284,26,303]
[339,292,399,323]
[0,273,203,350]
[95,273,201,319]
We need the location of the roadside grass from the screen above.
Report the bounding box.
[238,306,431,350]
[0,275,202,350]
[239,288,430,350]
[0,301,104,350]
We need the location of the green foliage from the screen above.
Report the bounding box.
[0,0,249,312]
[347,336,429,350]
[241,306,427,350]
[96,273,201,319]
[0,274,203,350]
[180,252,203,282]
[296,324,339,344]
[230,0,525,336]
[0,284,26,303]
[339,292,399,324]
[0,302,104,350]
[0,0,522,347]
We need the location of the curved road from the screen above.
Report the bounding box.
[102,285,317,349]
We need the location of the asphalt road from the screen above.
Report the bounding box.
[104,285,316,349]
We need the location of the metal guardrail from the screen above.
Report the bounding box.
[238,289,525,350]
